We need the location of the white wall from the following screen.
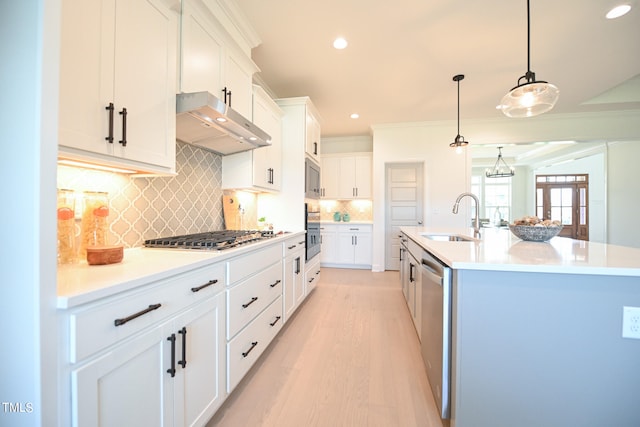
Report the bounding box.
[607,140,640,248]
[322,135,373,154]
[371,123,471,271]
[0,1,60,425]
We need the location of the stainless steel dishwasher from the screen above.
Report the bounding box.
[421,249,452,420]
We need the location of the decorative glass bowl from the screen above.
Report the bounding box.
[509,224,563,242]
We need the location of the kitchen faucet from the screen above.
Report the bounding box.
[452,192,481,239]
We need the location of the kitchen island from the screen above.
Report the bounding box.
[400,226,640,427]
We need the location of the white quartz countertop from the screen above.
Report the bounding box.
[57,231,305,309]
[401,226,640,277]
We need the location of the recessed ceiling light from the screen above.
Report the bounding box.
[350,113,359,119]
[606,4,631,19]
[333,37,348,49]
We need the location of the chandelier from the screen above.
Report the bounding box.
[500,0,559,118]
[486,147,515,178]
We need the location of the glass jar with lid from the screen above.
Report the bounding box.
[80,191,110,260]
[57,188,77,264]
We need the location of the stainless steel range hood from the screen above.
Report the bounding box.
[176,92,271,155]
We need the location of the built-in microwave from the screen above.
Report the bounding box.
[305,158,321,199]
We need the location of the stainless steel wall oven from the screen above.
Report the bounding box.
[305,202,320,261]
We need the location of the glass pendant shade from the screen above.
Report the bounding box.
[501,79,559,118]
[501,0,559,118]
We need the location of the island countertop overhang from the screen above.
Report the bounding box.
[400,226,640,277]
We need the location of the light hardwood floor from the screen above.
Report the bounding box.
[207,267,442,427]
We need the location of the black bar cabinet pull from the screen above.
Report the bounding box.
[228,90,232,107]
[242,341,258,358]
[270,316,281,327]
[269,279,281,288]
[409,263,415,282]
[295,257,301,274]
[114,303,161,326]
[119,107,127,146]
[167,333,176,377]
[222,87,228,104]
[288,244,297,250]
[178,327,187,369]
[105,103,114,143]
[191,279,218,293]
[242,297,258,308]
[313,141,318,155]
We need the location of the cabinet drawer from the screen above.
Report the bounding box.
[227,296,283,392]
[226,262,282,339]
[228,244,281,284]
[408,237,422,261]
[283,236,306,257]
[70,262,225,363]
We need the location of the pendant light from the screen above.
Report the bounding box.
[500,0,559,118]
[450,74,469,150]
[486,147,515,178]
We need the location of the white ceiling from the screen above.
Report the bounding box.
[235,0,640,138]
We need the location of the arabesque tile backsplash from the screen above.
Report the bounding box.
[57,141,225,249]
[57,141,374,250]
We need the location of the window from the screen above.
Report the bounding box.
[471,173,512,225]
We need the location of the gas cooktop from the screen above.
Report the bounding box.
[144,230,274,251]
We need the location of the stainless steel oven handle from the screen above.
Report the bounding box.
[421,259,444,285]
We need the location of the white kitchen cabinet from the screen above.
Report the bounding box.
[320,224,339,265]
[323,224,372,269]
[306,111,322,163]
[320,156,340,199]
[305,255,321,295]
[222,85,283,191]
[399,233,422,340]
[320,153,372,199]
[68,262,227,427]
[226,243,284,392]
[58,0,178,174]
[180,0,258,120]
[283,236,306,322]
[273,97,322,230]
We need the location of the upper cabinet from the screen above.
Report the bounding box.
[222,85,283,191]
[321,153,372,199]
[305,112,321,164]
[180,0,259,119]
[58,0,179,174]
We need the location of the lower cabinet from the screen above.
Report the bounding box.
[64,234,308,426]
[321,223,372,269]
[71,292,226,427]
[283,236,306,322]
[226,243,284,393]
[305,255,321,295]
[400,232,422,340]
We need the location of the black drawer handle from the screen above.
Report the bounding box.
[242,341,258,358]
[269,279,281,288]
[242,297,258,308]
[288,244,297,249]
[167,333,176,377]
[105,103,114,143]
[191,279,218,293]
[114,303,161,326]
[308,277,315,283]
[118,107,127,146]
[270,316,282,327]
[298,240,306,245]
[178,327,187,369]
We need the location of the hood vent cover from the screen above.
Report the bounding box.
[176,92,271,155]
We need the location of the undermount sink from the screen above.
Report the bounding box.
[422,234,476,242]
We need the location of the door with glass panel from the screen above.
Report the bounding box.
[536,174,589,240]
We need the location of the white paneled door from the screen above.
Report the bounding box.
[385,163,424,270]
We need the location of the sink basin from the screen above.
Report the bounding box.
[422,234,476,242]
